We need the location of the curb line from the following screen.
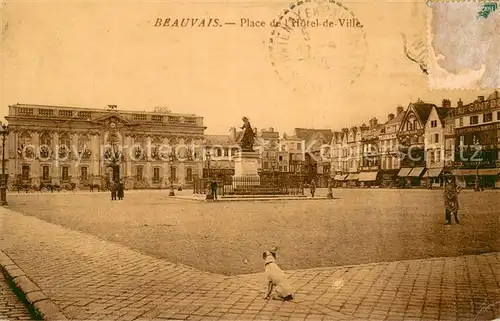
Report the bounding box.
[170,196,341,202]
[0,250,67,321]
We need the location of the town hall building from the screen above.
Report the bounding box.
[5,104,205,190]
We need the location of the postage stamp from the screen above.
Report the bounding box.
[427,0,500,89]
[268,0,368,94]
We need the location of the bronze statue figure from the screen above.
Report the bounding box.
[240,117,255,151]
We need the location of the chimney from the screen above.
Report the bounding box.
[269,127,274,132]
[442,99,451,108]
[388,113,395,121]
[229,127,237,141]
[478,96,485,102]
[494,90,499,99]
[371,117,378,128]
[457,98,463,107]
[397,106,404,115]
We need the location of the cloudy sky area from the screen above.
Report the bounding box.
[0,0,492,135]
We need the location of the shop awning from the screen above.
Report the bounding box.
[408,167,425,177]
[397,168,412,177]
[346,173,359,180]
[334,174,348,181]
[452,169,479,176]
[358,171,379,181]
[478,168,500,176]
[424,168,443,178]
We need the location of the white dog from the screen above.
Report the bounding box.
[262,248,294,301]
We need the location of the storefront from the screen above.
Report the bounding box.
[423,167,444,188]
[358,171,379,187]
[397,167,412,188]
[379,170,398,188]
[346,173,359,188]
[407,167,425,187]
[453,168,500,189]
[333,174,348,188]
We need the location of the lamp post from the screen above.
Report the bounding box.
[1,123,9,206]
[205,151,212,200]
[473,140,481,192]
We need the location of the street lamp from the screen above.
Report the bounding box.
[1,123,9,206]
[473,139,481,192]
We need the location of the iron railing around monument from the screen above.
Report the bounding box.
[193,173,305,196]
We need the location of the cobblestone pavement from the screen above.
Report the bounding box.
[1,207,499,321]
[0,273,33,320]
[5,189,499,275]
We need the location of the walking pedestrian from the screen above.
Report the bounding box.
[310,178,316,198]
[444,174,462,225]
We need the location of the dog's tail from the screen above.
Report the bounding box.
[270,246,279,254]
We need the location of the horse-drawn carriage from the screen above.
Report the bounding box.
[9,179,78,193]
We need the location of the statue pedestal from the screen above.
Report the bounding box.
[233,151,260,187]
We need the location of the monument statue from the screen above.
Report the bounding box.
[240,117,255,151]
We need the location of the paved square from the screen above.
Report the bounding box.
[5,189,499,275]
[1,190,499,320]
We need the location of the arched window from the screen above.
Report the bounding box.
[40,132,52,147]
[132,136,146,160]
[151,137,163,160]
[59,133,71,147]
[78,134,90,150]
[19,132,32,146]
[58,133,72,158]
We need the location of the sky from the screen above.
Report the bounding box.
[0,0,494,136]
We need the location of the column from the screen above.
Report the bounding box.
[178,162,186,186]
[162,161,169,188]
[32,131,40,185]
[52,132,60,184]
[91,133,100,184]
[146,136,152,186]
[72,133,79,183]
[125,135,132,188]
[7,131,15,182]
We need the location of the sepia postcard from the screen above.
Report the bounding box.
[0,0,499,320]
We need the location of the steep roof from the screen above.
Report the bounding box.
[204,134,235,146]
[386,111,405,125]
[412,101,437,125]
[487,90,499,100]
[435,107,454,122]
[294,128,334,144]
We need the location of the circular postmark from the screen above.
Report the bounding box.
[269,0,368,93]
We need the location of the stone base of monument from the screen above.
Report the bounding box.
[232,151,260,188]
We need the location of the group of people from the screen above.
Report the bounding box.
[110,180,125,201]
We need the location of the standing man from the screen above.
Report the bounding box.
[210,179,218,201]
[310,178,316,198]
[110,181,117,201]
[117,180,124,200]
[444,174,462,225]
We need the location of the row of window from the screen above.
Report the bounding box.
[459,111,500,126]
[20,165,194,183]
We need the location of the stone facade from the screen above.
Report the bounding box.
[450,91,500,188]
[5,104,205,189]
